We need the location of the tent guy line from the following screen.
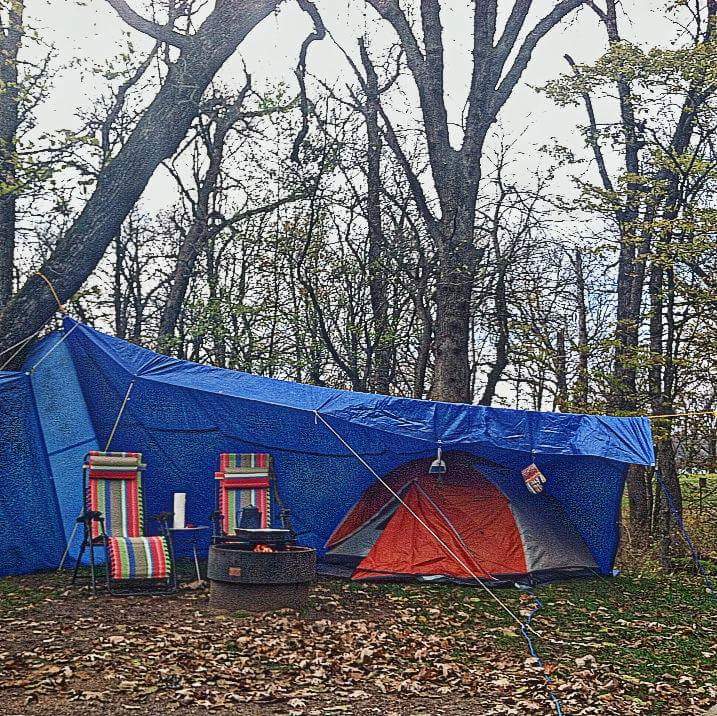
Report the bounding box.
[313,408,562,711]
[26,321,80,376]
[313,408,532,632]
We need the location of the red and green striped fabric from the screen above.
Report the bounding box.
[219,453,271,472]
[216,453,272,533]
[107,536,171,580]
[87,452,144,540]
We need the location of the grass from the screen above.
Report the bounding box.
[0,566,715,714]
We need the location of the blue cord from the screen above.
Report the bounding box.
[518,588,564,716]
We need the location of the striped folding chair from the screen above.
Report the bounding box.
[72,451,176,595]
[213,453,273,538]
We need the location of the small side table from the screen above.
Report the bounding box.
[168,526,210,583]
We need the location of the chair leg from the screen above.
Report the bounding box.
[71,536,87,585]
[89,538,97,596]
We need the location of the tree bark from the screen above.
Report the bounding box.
[572,248,589,409]
[0,0,280,361]
[0,0,23,311]
[359,39,391,395]
[367,0,586,403]
[431,201,480,403]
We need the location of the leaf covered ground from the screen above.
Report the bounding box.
[0,568,715,715]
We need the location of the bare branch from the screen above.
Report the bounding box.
[564,53,614,193]
[100,43,160,159]
[492,0,587,118]
[104,0,191,50]
[290,0,326,163]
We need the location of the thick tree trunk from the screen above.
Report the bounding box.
[625,464,651,542]
[365,0,584,404]
[0,1,23,311]
[432,210,478,403]
[0,0,279,361]
[656,436,681,569]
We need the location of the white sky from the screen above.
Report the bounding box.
[32,1,677,212]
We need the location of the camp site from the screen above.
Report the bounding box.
[0,1,716,715]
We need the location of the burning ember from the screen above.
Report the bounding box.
[253,544,275,553]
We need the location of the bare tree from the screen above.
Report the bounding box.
[363,0,587,402]
[0,0,282,361]
[0,0,23,309]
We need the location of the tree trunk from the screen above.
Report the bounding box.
[479,241,509,406]
[0,0,23,311]
[625,465,651,542]
[432,210,477,403]
[158,221,209,351]
[365,0,584,404]
[113,232,127,339]
[360,39,391,395]
[0,0,279,362]
[656,436,681,569]
[554,328,568,410]
[572,248,589,409]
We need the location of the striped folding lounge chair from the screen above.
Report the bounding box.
[72,451,176,595]
[214,453,273,537]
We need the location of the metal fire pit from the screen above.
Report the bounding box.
[207,543,316,612]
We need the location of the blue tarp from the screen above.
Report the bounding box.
[55,318,654,575]
[26,333,99,561]
[0,372,65,576]
[0,318,655,577]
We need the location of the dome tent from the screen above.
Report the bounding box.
[1,318,654,582]
[325,453,599,582]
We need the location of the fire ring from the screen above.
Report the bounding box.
[207,543,316,612]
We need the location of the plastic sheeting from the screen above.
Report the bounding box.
[25,333,99,562]
[0,372,65,576]
[61,318,654,576]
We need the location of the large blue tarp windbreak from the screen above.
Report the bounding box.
[25,333,99,561]
[53,318,654,576]
[0,372,65,576]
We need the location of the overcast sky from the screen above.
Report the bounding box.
[32,1,676,211]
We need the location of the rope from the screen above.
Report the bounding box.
[35,272,64,311]
[314,411,571,713]
[0,330,40,371]
[104,379,136,452]
[648,410,717,420]
[654,467,716,595]
[519,590,564,716]
[414,482,502,581]
[313,409,532,632]
[0,275,65,369]
[27,321,80,375]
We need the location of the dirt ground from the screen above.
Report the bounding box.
[1,567,716,715]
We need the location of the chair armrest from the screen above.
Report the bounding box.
[77,510,101,524]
